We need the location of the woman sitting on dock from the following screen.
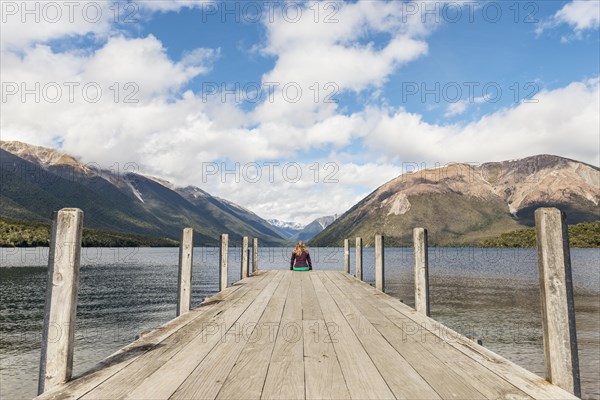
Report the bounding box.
[290,241,312,271]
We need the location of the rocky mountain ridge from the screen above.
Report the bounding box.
[0,141,286,245]
[310,155,599,246]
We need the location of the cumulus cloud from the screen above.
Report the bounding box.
[0,0,114,50]
[537,0,600,40]
[444,96,487,117]
[366,79,600,165]
[555,0,600,32]
[252,1,430,127]
[1,0,598,223]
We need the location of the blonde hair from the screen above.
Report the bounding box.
[292,241,308,256]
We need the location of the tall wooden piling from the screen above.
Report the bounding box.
[177,228,194,316]
[375,234,385,292]
[535,208,580,397]
[413,228,430,317]
[241,236,249,279]
[355,237,363,280]
[38,208,84,395]
[252,238,258,273]
[343,239,350,274]
[219,234,229,291]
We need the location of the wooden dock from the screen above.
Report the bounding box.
[35,207,582,399]
[36,269,578,400]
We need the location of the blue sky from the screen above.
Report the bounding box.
[1,0,599,223]
[134,1,599,122]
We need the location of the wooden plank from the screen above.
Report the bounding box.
[122,271,281,400]
[39,208,84,394]
[301,270,322,321]
[79,273,272,400]
[413,228,430,316]
[535,208,580,396]
[310,272,394,399]
[375,235,384,291]
[331,272,528,400]
[303,320,350,400]
[261,271,305,400]
[177,227,194,316]
[36,273,264,400]
[336,273,578,400]
[216,272,293,400]
[320,273,444,399]
[171,271,286,399]
[301,271,349,400]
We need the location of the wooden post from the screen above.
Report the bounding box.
[413,228,430,317]
[355,237,363,280]
[375,234,385,292]
[252,238,258,273]
[535,208,580,397]
[241,236,249,279]
[219,234,229,291]
[343,239,350,273]
[177,228,193,316]
[38,208,84,395]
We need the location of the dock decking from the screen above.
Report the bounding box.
[36,270,577,400]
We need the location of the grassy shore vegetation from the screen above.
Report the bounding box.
[481,221,600,248]
[0,218,179,247]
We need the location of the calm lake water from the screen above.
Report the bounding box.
[1,247,598,399]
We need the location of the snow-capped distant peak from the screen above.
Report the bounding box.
[315,214,339,230]
[268,219,305,230]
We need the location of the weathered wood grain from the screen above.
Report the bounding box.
[336,272,578,400]
[220,234,229,291]
[36,273,263,400]
[535,208,581,397]
[343,239,350,274]
[413,227,430,317]
[261,272,305,400]
[216,272,293,400]
[310,272,394,399]
[39,208,84,394]
[35,270,580,400]
[177,227,194,316]
[241,236,249,279]
[355,237,363,280]
[375,235,384,292]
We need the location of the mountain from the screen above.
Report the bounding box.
[291,215,338,242]
[0,141,286,246]
[267,219,305,238]
[309,155,600,247]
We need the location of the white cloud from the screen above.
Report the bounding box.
[252,1,430,127]
[555,0,600,32]
[537,0,600,39]
[0,0,114,50]
[198,161,402,224]
[366,79,600,166]
[1,0,598,224]
[444,96,486,117]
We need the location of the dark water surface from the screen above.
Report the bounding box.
[1,247,598,399]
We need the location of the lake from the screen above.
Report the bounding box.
[1,247,598,399]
